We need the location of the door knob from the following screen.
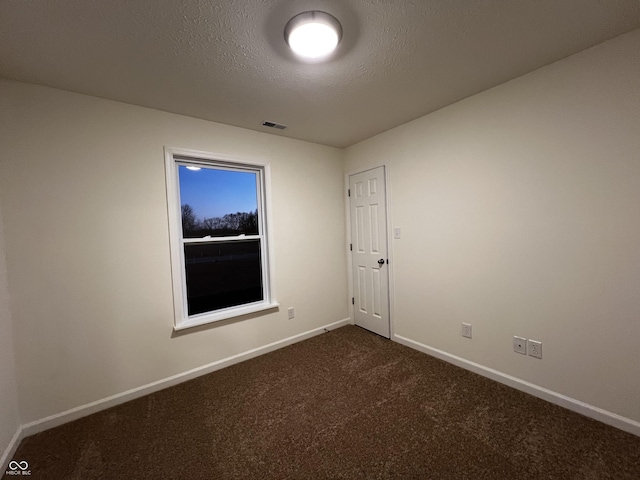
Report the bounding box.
[378,258,385,266]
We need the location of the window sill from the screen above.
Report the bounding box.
[173,301,280,331]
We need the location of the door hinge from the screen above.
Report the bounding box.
[350,243,352,251]
[348,189,351,197]
[352,297,355,305]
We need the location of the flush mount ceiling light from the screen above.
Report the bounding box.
[285,11,342,60]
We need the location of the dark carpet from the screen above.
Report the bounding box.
[7,325,640,479]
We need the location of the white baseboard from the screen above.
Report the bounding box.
[394,334,640,437]
[1,425,24,473]
[21,318,351,438]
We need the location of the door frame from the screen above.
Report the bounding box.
[345,164,395,339]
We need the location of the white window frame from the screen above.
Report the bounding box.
[164,146,278,331]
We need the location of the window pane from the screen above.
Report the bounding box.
[184,240,263,316]
[178,165,258,238]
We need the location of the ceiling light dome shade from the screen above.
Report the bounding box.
[285,11,342,59]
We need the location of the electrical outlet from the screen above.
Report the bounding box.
[287,307,295,319]
[461,323,472,339]
[513,336,527,355]
[528,339,542,359]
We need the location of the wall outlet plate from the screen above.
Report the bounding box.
[513,336,527,355]
[287,307,295,319]
[461,323,472,339]
[528,339,542,359]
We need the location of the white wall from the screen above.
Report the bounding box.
[345,29,640,424]
[0,80,348,425]
[0,202,21,464]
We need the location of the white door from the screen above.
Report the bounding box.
[349,166,390,338]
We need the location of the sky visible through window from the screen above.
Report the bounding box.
[178,165,258,220]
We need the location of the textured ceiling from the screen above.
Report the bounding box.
[1,0,640,148]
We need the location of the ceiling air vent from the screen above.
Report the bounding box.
[262,121,287,130]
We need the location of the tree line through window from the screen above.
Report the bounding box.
[181,204,259,238]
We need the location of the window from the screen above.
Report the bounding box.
[165,147,277,330]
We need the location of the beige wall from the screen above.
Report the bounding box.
[345,29,640,423]
[0,80,348,424]
[0,202,20,462]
